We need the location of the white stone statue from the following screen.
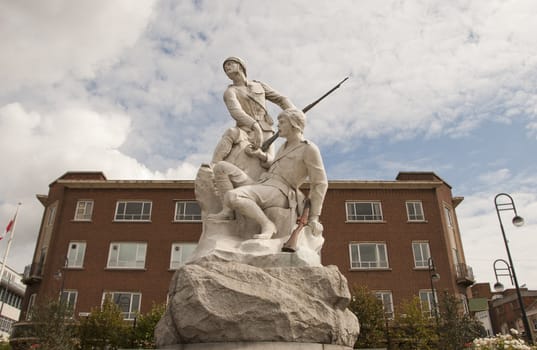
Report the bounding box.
[192,107,328,266]
[211,57,296,181]
[210,108,327,239]
[155,60,359,349]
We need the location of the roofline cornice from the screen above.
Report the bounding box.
[57,179,444,190]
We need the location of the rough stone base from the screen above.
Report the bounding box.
[158,342,353,349]
[155,260,359,348]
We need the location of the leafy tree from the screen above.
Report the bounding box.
[348,285,387,349]
[392,297,437,350]
[131,303,166,349]
[437,291,486,350]
[78,296,130,350]
[24,299,78,350]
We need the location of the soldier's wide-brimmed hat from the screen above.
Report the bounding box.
[223,56,247,77]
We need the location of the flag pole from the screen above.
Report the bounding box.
[0,203,22,294]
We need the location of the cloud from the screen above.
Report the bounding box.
[0,102,197,271]
[478,169,512,186]
[1,0,537,286]
[59,0,537,171]
[0,0,157,94]
[458,188,537,289]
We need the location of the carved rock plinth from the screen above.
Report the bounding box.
[155,260,359,348]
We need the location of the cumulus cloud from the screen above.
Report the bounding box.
[0,103,197,270]
[458,190,537,290]
[0,0,157,94]
[478,168,512,186]
[64,0,537,170]
[1,0,537,286]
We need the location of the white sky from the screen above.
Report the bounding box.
[1,0,536,290]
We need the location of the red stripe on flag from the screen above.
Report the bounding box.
[5,219,14,233]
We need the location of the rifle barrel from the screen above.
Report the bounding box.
[260,76,349,152]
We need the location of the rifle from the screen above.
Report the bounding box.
[261,76,349,152]
[281,199,311,253]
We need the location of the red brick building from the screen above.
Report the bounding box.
[20,171,474,321]
[471,282,537,341]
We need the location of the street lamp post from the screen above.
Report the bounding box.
[428,257,440,323]
[494,193,532,344]
[492,258,513,293]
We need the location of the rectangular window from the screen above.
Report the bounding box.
[60,290,78,315]
[103,292,141,320]
[406,201,425,221]
[419,290,438,317]
[74,200,93,221]
[47,205,57,226]
[174,201,202,222]
[114,201,151,221]
[375,291,394,319]
[412,242,431,268]
[349,243,388,269]
[107,242,147,269]
[26,293,37,320]
[346,201,383,221]
[170,243,198,270]
[67,241,86,268]
[170,243,198,269]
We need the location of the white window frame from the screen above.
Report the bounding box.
[170,243,198,269]
[66,241,86,268]
[406,200,425,221]
[174,201,202,222]
[346,201,383,222]
[412,241,431,268]
[60,290,78,315]
[107,242,147,269]
[26,293,37,320]
[375,291,394,319]
[114,201,152,221]
[103,292,141,320]
[74,200,94,221]
[47,205,57,226]
[349,242,389,269]
[419,289,438,317]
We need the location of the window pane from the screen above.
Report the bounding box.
[131,294,140,313]
[115,201,151,221]
[114,293,131,313]
[175,201,201,221]
[359,244,376,263]
[355,203,373,217]
[170,243,197,269]
[108,243,146,268]
[413,242,430,267]
[407,201,424,221]
[377,245,387,267]
[350,245,359,268]
[413,243,423,261]
[118,245,137,266]
[347,202,382,221]
[67,242,86,268]
[75,200,93,220]
[125,202,142,215]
